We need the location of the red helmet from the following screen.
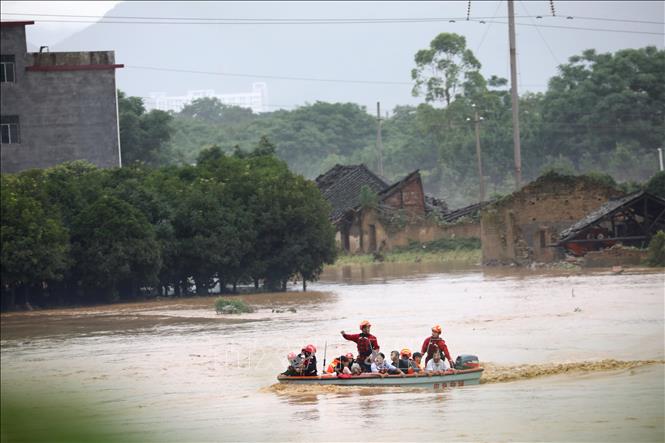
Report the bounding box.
[345,352,354,360]
[359,320,372,330]
[302,344,317,354]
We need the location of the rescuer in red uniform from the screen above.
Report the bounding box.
[340,320,380,372]
[421,324,454,368]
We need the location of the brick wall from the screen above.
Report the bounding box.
[481,176,624,264]
[1,25,121,173]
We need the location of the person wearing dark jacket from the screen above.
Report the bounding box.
[282,344,318,376]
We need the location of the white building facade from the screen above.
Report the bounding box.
[145,82,268,113]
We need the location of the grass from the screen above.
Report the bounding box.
[214,297,254,314]
[332,238,482,266]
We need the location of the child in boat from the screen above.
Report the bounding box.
[371,352,404,376]
[282,344,318,376]
[424,350,448,375]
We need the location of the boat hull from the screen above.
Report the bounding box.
[277,368,483,388]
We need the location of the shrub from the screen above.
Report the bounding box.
[215,297,254,314]
[646,231,665,266]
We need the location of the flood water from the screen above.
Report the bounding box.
[2,264,664,442]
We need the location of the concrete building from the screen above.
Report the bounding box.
[0,21,123,173]
[145,83,269,114]
[316,164,481,253]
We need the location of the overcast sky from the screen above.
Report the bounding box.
[2,1,663,112]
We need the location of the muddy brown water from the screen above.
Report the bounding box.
[1,264,664,442]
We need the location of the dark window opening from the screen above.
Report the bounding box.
[539,230,546,248]
[1,115,20,144]
[1,55,16,83]
[369,225,377,252]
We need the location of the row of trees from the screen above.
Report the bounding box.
[119,38,663,208]
[0,144,336,310]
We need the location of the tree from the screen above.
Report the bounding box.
[70,195,161,301]
[1,174,69,309]
[644,171,665,198]
[540,47,665,181]
[411,33,482,106]
[179,97,255,125]
[118,90,174,166]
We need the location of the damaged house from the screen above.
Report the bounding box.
[557,191,665,265]
[480,172,626,265]
[315,164,481,253]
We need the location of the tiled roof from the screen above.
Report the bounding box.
[558,191,665,241]
[315,164,389,221]
[441,201,485,223]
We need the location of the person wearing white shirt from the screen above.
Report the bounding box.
[425,351,449,375]
[370,352,404,376]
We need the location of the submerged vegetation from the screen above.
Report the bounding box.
[215,298,254,314]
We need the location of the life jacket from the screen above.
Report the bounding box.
[326,358,341,374]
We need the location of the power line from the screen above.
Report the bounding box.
[2,11,663,25]
[125,65,413,86]
[520,1,561,65]
[2,17,660,36]
[475,0,503,53]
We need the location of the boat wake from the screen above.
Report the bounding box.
[480,359,664,384]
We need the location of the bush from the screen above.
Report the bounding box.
[646,231,665,266]
[215,297,254,314]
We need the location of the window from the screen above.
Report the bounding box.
[1,55,16,83]
[1,115,20,144]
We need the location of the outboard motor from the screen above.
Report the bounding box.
[454,354,480,369]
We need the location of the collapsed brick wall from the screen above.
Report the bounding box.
[481,175,624,265]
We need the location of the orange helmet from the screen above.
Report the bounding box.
[431,324,442,334]
[359,320,372,330]
[302,344,317,354]
[400,348,412,357]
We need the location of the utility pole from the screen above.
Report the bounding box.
[467,105,485,203]
[508,0,522,190]
[376,101,384,176]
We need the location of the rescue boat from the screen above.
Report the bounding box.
[277,354,483,388]
[277,367,483,388]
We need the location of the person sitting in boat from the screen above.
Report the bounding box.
[421,324,455,369]
[390,350,401,369]
[326,355,342,374]
[341,320,380,372]
[424,350,449,375]
[300,344,318,376]
[336,355,354,375]
[398,348,421,374]
[282,352,304,376]
[370,352,404,377]
[412,352,424,371]
[282,344,318,376]
[327,355,352,375]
